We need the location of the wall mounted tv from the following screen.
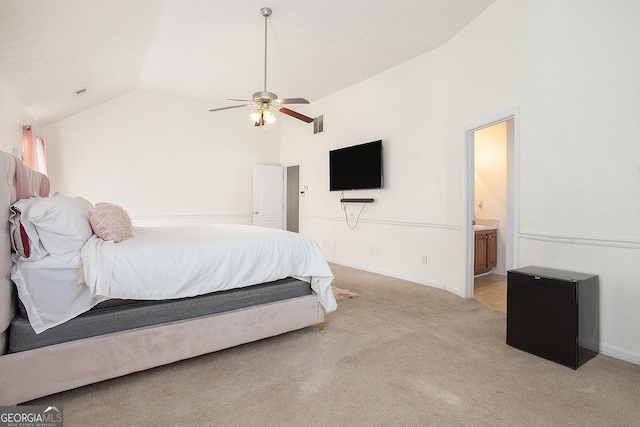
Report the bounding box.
[329,140,383,191]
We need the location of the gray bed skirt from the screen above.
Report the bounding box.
[9,277,311,353]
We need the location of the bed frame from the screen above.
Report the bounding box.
[0,151,324,405]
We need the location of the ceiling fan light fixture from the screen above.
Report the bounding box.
[262,109,277,124]
[250,108,277,125]
[250,109,262,123]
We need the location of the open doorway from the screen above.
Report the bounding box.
[285,164,300,233]
[473,121,509,312]
[463,109,519,309]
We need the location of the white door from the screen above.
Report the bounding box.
[253,165,284,228]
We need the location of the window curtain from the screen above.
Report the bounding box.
[22,125,48,175]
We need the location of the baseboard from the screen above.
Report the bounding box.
[329,261,448,292]
[595,342,640,366]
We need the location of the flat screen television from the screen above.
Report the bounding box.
[329,140,383,191]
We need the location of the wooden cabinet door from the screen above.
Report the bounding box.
[474,232,487,274]
[474,230,498,275]
[487,230,497,269]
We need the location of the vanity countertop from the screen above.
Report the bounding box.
[473,219,498,231]
[474,224,498,231]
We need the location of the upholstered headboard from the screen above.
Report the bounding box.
[0,151,49,354]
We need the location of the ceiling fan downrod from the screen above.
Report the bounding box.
[260,7,272,93]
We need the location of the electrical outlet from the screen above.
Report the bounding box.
[422,255,428,264]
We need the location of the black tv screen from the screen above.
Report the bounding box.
[329,140,383,191]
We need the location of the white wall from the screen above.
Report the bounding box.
[282,47,451,290]
[282,0,640,364]
[43,91,281,226]
[0,74,35,155]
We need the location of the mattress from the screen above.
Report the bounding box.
[9,277,312,353]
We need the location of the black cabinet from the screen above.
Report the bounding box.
[506,266,599,369]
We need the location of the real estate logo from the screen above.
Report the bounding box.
[0,406,63,427]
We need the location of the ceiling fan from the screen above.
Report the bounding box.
[209,7,313,128]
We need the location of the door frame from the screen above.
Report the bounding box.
[462,107,520,299]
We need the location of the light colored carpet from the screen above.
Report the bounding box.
[25,263,640,426]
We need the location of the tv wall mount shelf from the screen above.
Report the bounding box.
[340,198,374,203]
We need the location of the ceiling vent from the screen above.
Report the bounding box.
[73,87,88,98]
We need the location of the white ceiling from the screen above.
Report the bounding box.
[0,0,495,126]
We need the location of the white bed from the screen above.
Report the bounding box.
[0,150,335,405]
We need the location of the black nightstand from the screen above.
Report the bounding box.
[506,266,599,369]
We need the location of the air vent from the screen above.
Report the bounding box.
[73,88,88,98]
[313,115,324,134]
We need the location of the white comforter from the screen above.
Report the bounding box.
[81,224,337,312]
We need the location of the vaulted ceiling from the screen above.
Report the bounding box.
[0,0,495,126]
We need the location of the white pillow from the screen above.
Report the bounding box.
[27,193,94,262]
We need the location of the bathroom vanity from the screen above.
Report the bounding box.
[474,224,497,275]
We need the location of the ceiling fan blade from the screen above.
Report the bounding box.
[227,98,253,102]
[277,107,314,123]
[275,97,310,105]
[209,104,253,112]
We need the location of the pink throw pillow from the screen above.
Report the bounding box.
[89,203,133,243]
